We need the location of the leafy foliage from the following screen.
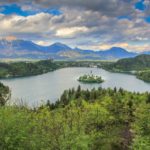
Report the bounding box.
[0,82,10,106]
[0,85,150,149]
[78,74,104,83]
[102,54,150,82]
[136,71,150,82]
[0,59,59,78]
[0,60,107,79]
[103,54,150,71]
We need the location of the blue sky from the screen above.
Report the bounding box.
[0,4,62,16]
[0,0,150,52]
[135,0,150,23]
[135,0,146,10]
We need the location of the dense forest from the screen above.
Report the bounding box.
[102,54,150,82]
[0,59,59,78]
[136,71,150,82]
[1,55,150,82]
[0,56,150,149]
[0,60,103,78]
[102,54,150,71]
[0,83,150,149]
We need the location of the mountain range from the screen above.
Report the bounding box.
[0,39,148,60]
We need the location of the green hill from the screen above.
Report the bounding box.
[102,54,150,82]
[0,59,59,78]
[0,86,150,149]
[103,54,150,71]
[136,70,150,82]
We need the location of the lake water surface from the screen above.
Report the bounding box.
[1,67,150,106]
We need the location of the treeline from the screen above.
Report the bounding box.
[0,60,103,79]
[0,84,150,149]
[102,54,150,71]
[0,59,59,78]
[46,86,150,149]
[136,71,150,82]
[102,54,150,82]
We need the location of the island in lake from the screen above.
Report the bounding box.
[78,73,104,83]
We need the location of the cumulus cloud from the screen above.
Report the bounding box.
[0,0,150,52]
[32,0,136,17]
[144,0,150,15]
[55,26,89,37]
[89,42,150,52]
[0,0,137,17]
[5,35,17,40]
[0,0,24,5]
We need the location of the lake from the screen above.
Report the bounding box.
[1,67,150,106]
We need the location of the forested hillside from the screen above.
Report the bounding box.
[103,54,150,71]
[136,70,150,82]
[0,60,106,79]
[0,85,150,149]
[102,54,150,82]
[0,59,59,78]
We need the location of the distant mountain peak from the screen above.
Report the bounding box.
[50,42,71,49]
[52,42,66,46]
[109,47,127,52]
[0,39,138,60]
[46,42,72,53]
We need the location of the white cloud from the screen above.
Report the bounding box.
[34,40,52,46]
[56,26,88,37]
[0,0,150,52]
[79,42,150,52]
